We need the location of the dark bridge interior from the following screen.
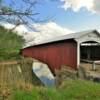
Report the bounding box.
[80,41,100,61]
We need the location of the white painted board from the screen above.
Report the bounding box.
[32,62,55,86]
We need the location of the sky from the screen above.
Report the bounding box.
[34,0,100,31]
[1,0,100,43]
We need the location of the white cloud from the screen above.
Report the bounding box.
[0,22,73,46]
[93,0,100,13]
[24,22,73,48]
[60,0,100,13]
[24,22,73,47]
[0,22,30,35]
[29,22,73,43]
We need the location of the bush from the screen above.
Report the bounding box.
[0,26,24,60]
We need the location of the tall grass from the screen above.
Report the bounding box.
[11,80,100,100]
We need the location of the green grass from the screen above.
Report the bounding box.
[11,80,100,100]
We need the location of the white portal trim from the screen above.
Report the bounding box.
[77,42,80,69]
[75,32,100,44]
[75,32,100,68]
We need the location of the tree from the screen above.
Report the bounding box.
[0,0,55,60]
[0,0,54,60]
[0,0,51,30]
[0,26,25,60]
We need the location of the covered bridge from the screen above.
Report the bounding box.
[21,30,100,73]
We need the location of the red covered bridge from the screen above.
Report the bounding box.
[21,30,100,73]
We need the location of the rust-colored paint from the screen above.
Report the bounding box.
[21,40,77,73]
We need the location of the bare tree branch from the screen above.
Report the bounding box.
[0,0,55,31]
[0,12,39,16]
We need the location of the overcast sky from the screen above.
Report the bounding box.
[2,0,100,43]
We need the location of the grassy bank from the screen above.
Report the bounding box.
[2,80,100,100]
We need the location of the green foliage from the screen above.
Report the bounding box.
[0,26,24,60]
[1,6,12,13]
[12,80,100,100]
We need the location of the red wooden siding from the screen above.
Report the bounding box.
[21,40,77,73]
